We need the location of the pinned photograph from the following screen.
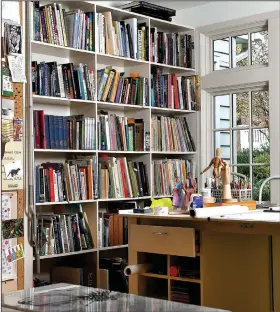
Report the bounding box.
[5,243,24,263]
[2,218,24,239]
[4,23,22,54]
[4,160,23,179]
[13,119,23,141]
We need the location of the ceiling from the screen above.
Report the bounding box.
[147,1,210,10]
[98,1,210,11]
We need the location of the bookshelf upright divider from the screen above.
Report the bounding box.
[27,0,198,291]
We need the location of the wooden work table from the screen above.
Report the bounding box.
[124,210,280,312]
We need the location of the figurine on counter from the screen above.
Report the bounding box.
[183,172,198,208]
[200,147,224,178]
[172,176,185,210]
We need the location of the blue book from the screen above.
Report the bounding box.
[58,116,64,149]
[48,115,55,149]
[78,69,85,100]
[44,115,50,149]
[93,155,98,199]
[151,86,155,107]
[35,166,40,203]
[53,116,60,149]
[63,116,68,149]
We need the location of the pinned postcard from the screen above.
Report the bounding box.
[1,192,17,221]
[4,160,23,180]
[2,218,24,239]
[5,243,24,263]
[7,54,26,83]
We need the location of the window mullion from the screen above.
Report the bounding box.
[249,91,253,193]
[229,36,232,69]
[248,32,252,65]
[230,92,233,165]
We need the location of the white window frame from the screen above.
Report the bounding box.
[196,11,280,202]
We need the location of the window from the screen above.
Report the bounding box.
[213,90,270,200]
[213,29,268,71]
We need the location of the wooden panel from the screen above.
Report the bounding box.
[128,217,138,295]
[130,225,195,257]
[201,231,271,312]
[273,236,280,312]
[204,200,256,210]
[97,269,109,290]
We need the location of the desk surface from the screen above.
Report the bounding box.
[2,284,230,312]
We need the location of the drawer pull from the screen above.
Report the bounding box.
[152,232,168,236]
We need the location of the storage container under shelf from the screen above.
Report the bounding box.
[130,225,196,257]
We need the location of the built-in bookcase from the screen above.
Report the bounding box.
[26,0,199,292]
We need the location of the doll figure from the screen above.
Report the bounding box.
[172,177,185,210]
[183,172,198,208]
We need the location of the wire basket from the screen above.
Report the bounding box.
[211,189,252,203]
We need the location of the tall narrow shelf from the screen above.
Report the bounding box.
[26,0,198,299]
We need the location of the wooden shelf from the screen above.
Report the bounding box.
[150,62,196,72]
[151,107,196,115]
[98,150,149,155]
[99,245,128,251]
[36,248,98,260]
[34,149,96,153]
[98,196,151,202]
[140,273,168,279]
[151,151,196,155]
[169,276,201,284]
[97,101,149,111]
[36,200,96,206]
[33,95,95,106]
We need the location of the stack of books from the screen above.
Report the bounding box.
[31,1,94,50]
[97,112,149,152]
[151,116,196,152]
[152,159,196,196]
[151,69,200,110]
[97,68,148,106]
[32,61,95,100]
[37,204,94,256]
[35,156,98,203]
[34,111,96,150]
[150,29,194,68]
[98,157,149,199]
[98,215,128,248]
[96,12,148,60]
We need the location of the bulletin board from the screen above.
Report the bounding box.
[2,0,25,292]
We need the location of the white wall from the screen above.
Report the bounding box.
[174,1,280,28]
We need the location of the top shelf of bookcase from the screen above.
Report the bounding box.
[92,2,195,32]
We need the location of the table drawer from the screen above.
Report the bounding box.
[129,225,196,257]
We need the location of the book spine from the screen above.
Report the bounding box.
[33,110,41,148]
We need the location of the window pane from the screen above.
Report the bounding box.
[253,165,270,201]
[214,95,230,129]
[232,129,250,164]
[232,92,249,127]
[252,90,269,127]
[213,38,230,71]
[251,30,268,66]
[252,128,269,163]
[214,131,230,163]
[232,34,249,68]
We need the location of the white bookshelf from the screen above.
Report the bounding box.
[26,0,198,289]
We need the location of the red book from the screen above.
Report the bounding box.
[172,74,180,109]
[33,110,41,148]
[38,110,46,149]
[67,69,74,99]
[49,168,55,202]
[119,158,129,198]
[86,165,93,200]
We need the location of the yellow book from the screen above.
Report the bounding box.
[101,70,115,102]
[141,26,145,60]
[109,71,120,103]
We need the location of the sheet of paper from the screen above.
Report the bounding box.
[7,54,26,83]
[2,239,17,281]
[2,2,20,24]
[1,193,14,220]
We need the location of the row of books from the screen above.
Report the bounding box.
[150,29,194,68]
[151,69,199,110]
[98,157,149,199]
[98,215,128,248]
[37,204,94,256]
[32,2,94,51]
[151,116,196,152]
[35,156,98,203]
[34,111,96,150]
[98,112,149,152]
[97,68,148,106]
[32,61,95,100]
[96,12,148,61]
[152,159,196,196]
